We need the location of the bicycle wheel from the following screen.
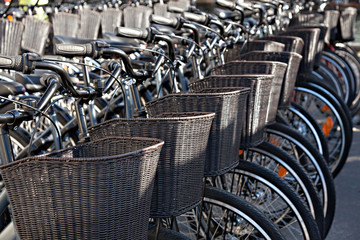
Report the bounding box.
[279,102,330,161]
[242,142,325,237]
[313,62,344,100]
[216,161,322,240]
[176,186,286,240]
[265,122,336,236]
[294,81,353,177]
[321,50,355,107]
[334,48,360,115]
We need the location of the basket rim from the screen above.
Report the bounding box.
[0,137,164,168]
[239,50,303,59]
[88,112,216,132]
[264,35,305,43]
[222,60,288,68]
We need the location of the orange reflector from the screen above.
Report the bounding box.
[321,105,331,113]
[239,149,243,156]
[7,15,13,21]
[322,117,334,137]
[269,137,279,146]
[278,166,288,179]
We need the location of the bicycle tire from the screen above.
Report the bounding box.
[245,142,325,237]
[266,122,336,236]
[280,101,330,161]
[294,81,353,177]
[217,161,322,240]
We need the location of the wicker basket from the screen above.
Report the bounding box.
[210,61,287,124]
[78,9,101,39]
[146,88,249,177]
[324,10,340,43]
[123,6,153,28]
[0,19,24,56]
[51,12,80,38]
[189,75,273,148]
[279,28,320,75]
[225,40,285,62]
[336,7,357,42]
[289,25,327,68]
[88,112,215,218]
[101,8,122,35]
[21,16,51,55]
[0,137,164,240]
[238,51,302,109]
[261,35,304,55]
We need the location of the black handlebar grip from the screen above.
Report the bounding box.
[0,55,23,72]
[54,43,96,58]
[216,0,236,10]
[116,27,149,41]
[150,14,178,28]
[182,12,207,24]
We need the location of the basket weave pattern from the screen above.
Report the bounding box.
[1,137,164,240]
[89,113,215,218]
[238,51,302,109]
[146,89,248,177]
[189,76,272,148]
[210,61,287,124]
[279,28,319,75]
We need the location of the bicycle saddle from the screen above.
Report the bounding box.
[0,79,25,97]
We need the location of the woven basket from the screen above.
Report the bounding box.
[337,7,357,42]
[78,9,101,39]
[0,137,164,240]
[261,35,304,54]
[88,112,215,218]
[0,19,24,56]
[189,75,272,148]
[146,88,249,177]
[238,51,302,109]
[21,16,51,55]
[51,12,80,38]
[279,28,320,75]
[324,10,340,43]
[225,40,285,62]
[289,25,327,68]
[101,8,122,34]
[123,6,153,28]
[210,61,287,124]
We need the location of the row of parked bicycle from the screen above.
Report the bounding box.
[0,0,358,239]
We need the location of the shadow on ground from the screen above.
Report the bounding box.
[326,128,360,240]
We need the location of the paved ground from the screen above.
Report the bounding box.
[326,126,360,239]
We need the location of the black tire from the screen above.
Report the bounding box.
[284,102,330,161]
[175,187,286,240]
[219,161,322,240]
[334,48,360,115]
[314,62,345,100]
[321,50,356,107]
[245,142,325,237]
[294,81,353,177]
[148,227,192,240]
[266,122,336,236]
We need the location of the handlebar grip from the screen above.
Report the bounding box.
[216,0,236,10]
[54,43,96,58]
[116,27,149,41]
[182,12,207,24]
[150,15,179,28]
[0,55,23,72]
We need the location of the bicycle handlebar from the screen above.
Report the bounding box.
[182,12,208,25]
[116,27,150,41]
[150,14,179,28]
[0,55,25,72]
[54,43,100,58]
